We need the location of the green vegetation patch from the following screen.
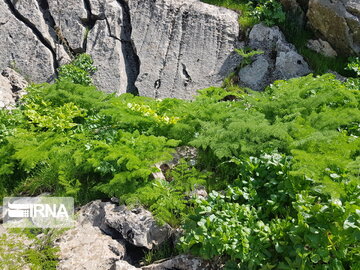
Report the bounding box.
[0,55,359,269]
[201,0,285,29]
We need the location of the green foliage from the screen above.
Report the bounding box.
[231,153,294,218]
[126,179,187,227]
[93,131,179,198]
[0,80,180,203]
[126,160,210,226]
[180,159,360,269]
[24,101,86,131]
[57,54,97,86]
[235,48,264,68]
[1,59,359,268]
[179,74,359,268]
[346,57,360,77]
[250,0,285,26]
[345,57,360,90]
[201,0,285,28]
[0,229,60,270]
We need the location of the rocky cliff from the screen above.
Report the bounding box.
[0,0,358,99]
[0,0,241,99]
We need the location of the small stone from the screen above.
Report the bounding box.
[306,39,338,57]
[274,50,310,80]
[238,55,270,91]
[142,255,209,270]
[114,260,141,270]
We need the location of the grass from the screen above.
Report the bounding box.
[201,0,258,29]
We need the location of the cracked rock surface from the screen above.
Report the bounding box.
[57,222,126,270]
[0,0,54,83]
[128,0,241,99]
[0,0,241,99]
[47,0,88,53]
[0,67,28,109]
[80,201,172,250]
[0,0,340,99]
[87,0,139,94]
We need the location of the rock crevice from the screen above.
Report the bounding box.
[0,0,242,97]
[127,0,241,99]
[4,0,58,73]
[2,0,350,98]
[117,0,140,95]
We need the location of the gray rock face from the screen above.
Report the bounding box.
[57,223,126,270]
[79,201,172,249]
[128,0,241,99]
[0,68,28,109]
[104,204,172,249]
[0,1,54,83]
[2,68,28,93]
[1,0,241,98]
[307,0,360,55]
[47,0,88,52]
[248,24,286,50]
[10,0,56,48]
[87,20,128,94]
[238,24,311,90]
[238,55,270,90]
[2,0,337,100]
[115,260,141,270]
[86,0,139,94]
[274,50,310,80]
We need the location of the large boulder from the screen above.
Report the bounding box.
[307,0,360,56]
[9,0,56,48]
[1,0,242,98]
[128,0,241,99]
[238,24,311,91]
[79,201,172,249]
[238,55,270,90]
[8,0,70,65]
[104,204,172,249]
[57,222,126,270]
